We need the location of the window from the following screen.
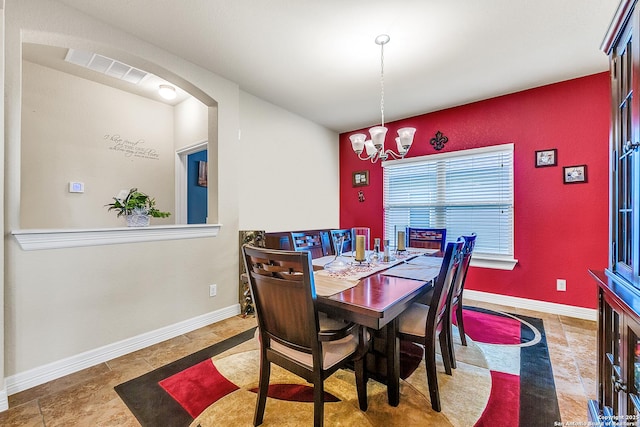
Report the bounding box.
[383,143,515,269]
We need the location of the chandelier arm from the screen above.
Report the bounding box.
[357,151,377,162]
[383,149,406,161]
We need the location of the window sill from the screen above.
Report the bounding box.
[11,224,222,251]
[470,255,518,270]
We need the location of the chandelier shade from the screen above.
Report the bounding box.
[349,35,416,163]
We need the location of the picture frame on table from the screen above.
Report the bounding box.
[563,165,587,184]
[535,149,557,167]
[352,170,369,187]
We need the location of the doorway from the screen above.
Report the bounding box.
[187,150,208,224]
[176,141,208,224]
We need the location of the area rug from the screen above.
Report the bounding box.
[456,307,561,427]
[115,307,559,426]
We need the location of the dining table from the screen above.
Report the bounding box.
[312,249,443,406]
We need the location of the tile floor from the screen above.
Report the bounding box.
[0,299,596,426]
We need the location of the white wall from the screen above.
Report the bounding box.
[238,91,339,231]
[2,0,339,399]
[174,96,208,148]
[21,60,175,228]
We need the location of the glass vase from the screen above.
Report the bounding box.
[324,234,350,272]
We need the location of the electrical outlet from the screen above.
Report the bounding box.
[209,284,217,297]
[557,279,566,291]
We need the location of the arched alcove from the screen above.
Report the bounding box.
[13,36,221,249]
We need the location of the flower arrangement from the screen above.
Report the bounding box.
[105,188,171,219]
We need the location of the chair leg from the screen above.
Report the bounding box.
[456,304,467,346]
[254,357,270,426]
[355,326,369,411]
[354,353,368,411]
[445,312,457,370]
[425,332,441,412]
[313,379,324,427]
[439,329,453,376]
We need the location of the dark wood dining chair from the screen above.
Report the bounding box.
[242,245,369,427]
[290,231,327,259]
[397,238,464,412]
[447,233,477,366]
[406,227,447,251]
[329,229,352,254]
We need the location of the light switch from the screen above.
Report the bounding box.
[69,182,85,193]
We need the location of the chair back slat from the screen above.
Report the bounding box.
[329,229,353,254]
[290,231,327,259]
[243,246,319,353]
[407,227,447,251]
[427,239,464,333]
[450,233,477,303]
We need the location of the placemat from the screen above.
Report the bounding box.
[381,261,441,282]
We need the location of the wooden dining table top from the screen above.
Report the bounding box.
[316,260,439,330]
[314,253,442,407]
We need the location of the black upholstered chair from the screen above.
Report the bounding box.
[397,238,464,412]
[242,245,369,427]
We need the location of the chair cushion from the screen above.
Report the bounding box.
[398,302,429,337]
[318,312,350,331]
[271,330,359,370]
[255,313,363,370]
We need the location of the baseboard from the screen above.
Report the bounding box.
[4,304,241,397]
[0,387,8,411]
[464,290,596,321]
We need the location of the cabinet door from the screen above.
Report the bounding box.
[611,5,640,286]
[603,297,624,415]
[627,317,640,421]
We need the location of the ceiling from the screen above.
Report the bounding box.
[50,0,620,133]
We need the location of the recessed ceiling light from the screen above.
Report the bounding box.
[158,84,176,100]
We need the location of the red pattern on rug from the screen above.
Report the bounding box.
[117,311,557,427]
[249,384,340,402]
[474,371,520,427]
[159,359,239,418]
[455,309,522,344]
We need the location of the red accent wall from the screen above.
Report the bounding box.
[339,73,610,309]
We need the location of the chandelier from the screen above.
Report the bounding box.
[349,34,416,163]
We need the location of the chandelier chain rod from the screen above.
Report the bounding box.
[380,40,385,128]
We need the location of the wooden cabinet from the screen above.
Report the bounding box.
[592,0,640,424]
[604,0,640,287]
[589,0,640,426]
[591,271,640,425]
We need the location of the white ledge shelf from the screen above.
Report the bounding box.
[12,224,222,251]
[470,255,518,271]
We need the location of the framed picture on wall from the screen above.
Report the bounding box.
[535,149,557,167]
[563,165,587,184]
[197,160,208,187]
[352,170,369,187]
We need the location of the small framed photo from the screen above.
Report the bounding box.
[535,149,557,167]
[563,165,588,184]
[352,170,369,187]
[197,160,208,187]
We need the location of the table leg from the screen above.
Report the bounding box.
[386,318,400,406]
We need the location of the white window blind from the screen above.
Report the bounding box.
[383,143,514,258]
